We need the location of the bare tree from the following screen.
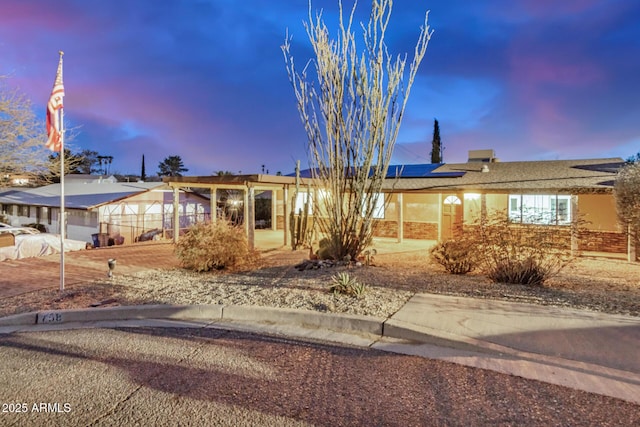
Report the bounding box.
[44,149,87,182]
[0,78,51,186]
[614,161,640,260]
[282,0,432,259]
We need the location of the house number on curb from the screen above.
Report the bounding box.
[38,312,63,324]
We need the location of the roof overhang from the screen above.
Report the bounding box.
[164,174,318,190]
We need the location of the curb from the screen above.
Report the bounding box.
[0,304,386,338]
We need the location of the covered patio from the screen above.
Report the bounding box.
[163,174,424,251]
[164,174,309,250]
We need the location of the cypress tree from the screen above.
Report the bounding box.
[141,154,146,181]
[431,119,442,163]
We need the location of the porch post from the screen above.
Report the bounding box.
[210,186,217,223]
[628,224,637,263]
[570,195,579,255]
[246,184,255,250]
[271,189,278,231]
[283,185,290,247]
[437,193,443,241]
[172,186,180,243]
[480,193,487,222]
[396,193,404,243]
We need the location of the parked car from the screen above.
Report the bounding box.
[0,222,41,235]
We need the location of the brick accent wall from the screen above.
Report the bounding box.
[579,230,628,253]
[461,224,631,255]
[372,220,398,238]
[405,222,438,240]
[372,221,438,240]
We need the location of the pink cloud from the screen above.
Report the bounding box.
[0,2,76,31]
[509,53,604,88]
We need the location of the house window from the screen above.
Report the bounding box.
[508,195,571,225]
[443,195,461,205]
[294,192,312,215]
[363,193,385,219]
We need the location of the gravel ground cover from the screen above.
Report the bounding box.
[0,248,638,319]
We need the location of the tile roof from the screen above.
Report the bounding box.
[383,158,625,193]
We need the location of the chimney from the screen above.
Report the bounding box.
[468,149,497,163]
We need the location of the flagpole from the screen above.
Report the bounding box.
[58,51,65,292]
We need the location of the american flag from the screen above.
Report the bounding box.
[46,54,64,152]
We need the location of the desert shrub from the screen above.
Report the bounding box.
[175,220,250,272]
[468,211,577,286]
[429,239,476,274]
[362,248,377,266]
[316,238,333,260]
[487,257,549,286]
[329,272,367,297]
[615,161,640,256]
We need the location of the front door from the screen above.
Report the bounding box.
[442,195,462,240]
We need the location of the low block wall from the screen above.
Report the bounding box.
[372,221,438,240]
[372,220,398,238]
[404,222,438,240]
[579,230,628,254]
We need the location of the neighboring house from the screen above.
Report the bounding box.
[0,175,210,245]
[164,150,635,261]
[1,173,37,187]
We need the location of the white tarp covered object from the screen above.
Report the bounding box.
[0,234,87,262]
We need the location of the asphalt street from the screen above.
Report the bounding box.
[1,325,638,426]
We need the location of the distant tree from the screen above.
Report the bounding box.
[282,0,432,260]
[0,77,51,186]
[141,154,147,181]
[46,149,116,180]
[430,119,442,163]
[626,152,640,164]
[158,155,188,177]
[46,149,85,182]
[77,149,100,174]
[96,155,114,175]
[614,161,640,242]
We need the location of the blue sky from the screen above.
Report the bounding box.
[1,0,638,176]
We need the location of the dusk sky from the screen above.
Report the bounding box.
[1,0,638,176]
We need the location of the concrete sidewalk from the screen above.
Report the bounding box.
[381,293,640,405]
